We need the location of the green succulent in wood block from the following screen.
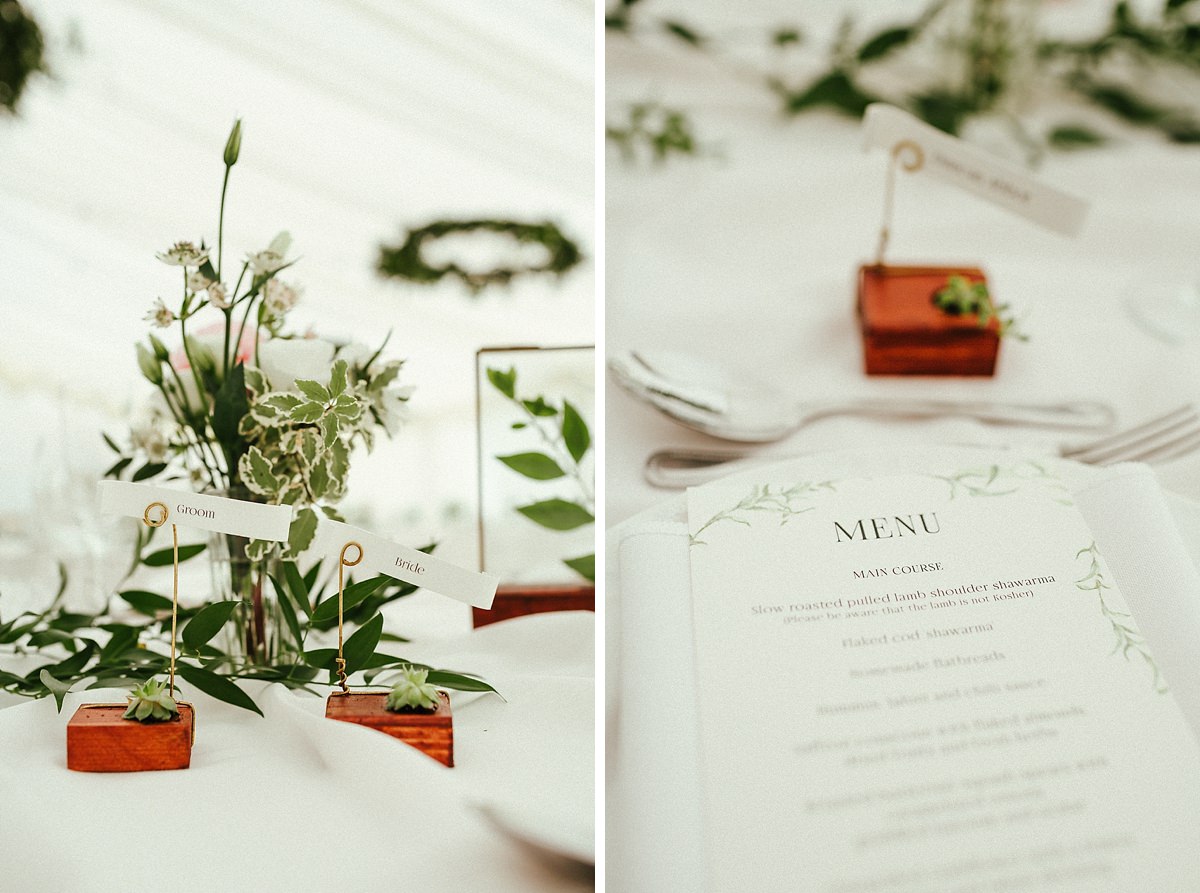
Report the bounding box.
[385,666,440,713]
[123,677,179,723]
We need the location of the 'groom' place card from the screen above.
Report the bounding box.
[687,465,1200,893]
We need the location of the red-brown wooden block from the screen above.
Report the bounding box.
[66,703,194,772]
[325,690,454,767]
[472,583,595,628]
[857,264,1000,376]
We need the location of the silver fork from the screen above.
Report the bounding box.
[645,404,1200,489]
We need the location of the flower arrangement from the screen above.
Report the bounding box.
[0,121,495,715]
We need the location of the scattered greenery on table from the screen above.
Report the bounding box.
[377,219,584,295]
[122,677,179,723]
[606,101,708,163]
[0,561,497,715]
[0,0,46,115]
[607,0,1200,162]
[486,366,595,582]
[933,275,1027,341]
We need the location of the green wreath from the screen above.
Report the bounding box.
[0,1,47,115]
[377,219,583,295]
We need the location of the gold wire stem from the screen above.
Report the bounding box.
[141,502,179,695]
[335,541,363,694]
[875,139,925,267]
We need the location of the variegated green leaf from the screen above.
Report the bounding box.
[290,401,324,424]
[244,538,274,562]
[239,446,281,498]
[287,507,319,558]
[296,379,330,403]
[320,415,339,449]
[264,393,304,413]
[328,360,348,398]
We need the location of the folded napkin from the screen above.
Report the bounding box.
[606,446,1200,893]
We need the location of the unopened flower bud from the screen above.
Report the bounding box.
[223,118,243,167]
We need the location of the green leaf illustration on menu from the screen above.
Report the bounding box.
[488,367,595,582]
[1076,541,1166,693]
[689,481,838,546]
[934,461,1073,504]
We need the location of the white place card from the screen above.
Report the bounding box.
[863,103,1089,237]
[315,519,498,610]
[687,466,1200,892]
[97,480,292,541]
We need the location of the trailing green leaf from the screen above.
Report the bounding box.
[182,601,240,651]
[176,662,263,716]
[497,452,566,480]
[517,499,594,531]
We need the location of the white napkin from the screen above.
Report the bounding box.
[0,612,594,893]
[606,447,1200,893]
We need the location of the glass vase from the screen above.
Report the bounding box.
[205,487,295,667]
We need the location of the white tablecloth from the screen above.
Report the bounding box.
[0,612,594,893]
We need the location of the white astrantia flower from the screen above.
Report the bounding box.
[144,298,176,329]
[263,278,300,315]
[207,281,231,309]
[156,241,209,267]
[246,249,285,275]
[247,231,292,275]
[187,270,212,293]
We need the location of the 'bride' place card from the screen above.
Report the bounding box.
[686,466,1200,893]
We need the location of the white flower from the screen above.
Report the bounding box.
[378,384,415,436]
[334,341,374,370]
[247,250,286,275]
[263,278,300,315]
[247,231,292,275]
[144,298,176,329]
[207,281,231,310]
[257,337,336,392]
[187,270,212,292]
[156,241,209,267]
[129,399,173,464]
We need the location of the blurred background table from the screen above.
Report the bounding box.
[606,0,1200,524]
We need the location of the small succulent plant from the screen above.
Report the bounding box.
[123,678,179,723]
[385,666,440,713]
[933,275,1027,341]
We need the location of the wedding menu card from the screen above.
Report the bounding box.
[687,466,1200,892]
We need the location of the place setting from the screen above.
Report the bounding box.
[606,11,1200,883]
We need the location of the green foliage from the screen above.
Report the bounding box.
[1,560,494,715]
[487,366,596,582]
[607,102,706,164]
[608,0,1200,155]
[385,665,440,712]
[122,677,179,723]
[0,1,47,115]
[933,275,1027,341]
[377,219,584,295]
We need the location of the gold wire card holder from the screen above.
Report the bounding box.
[66,501,196,772]
[323,540,455,767]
